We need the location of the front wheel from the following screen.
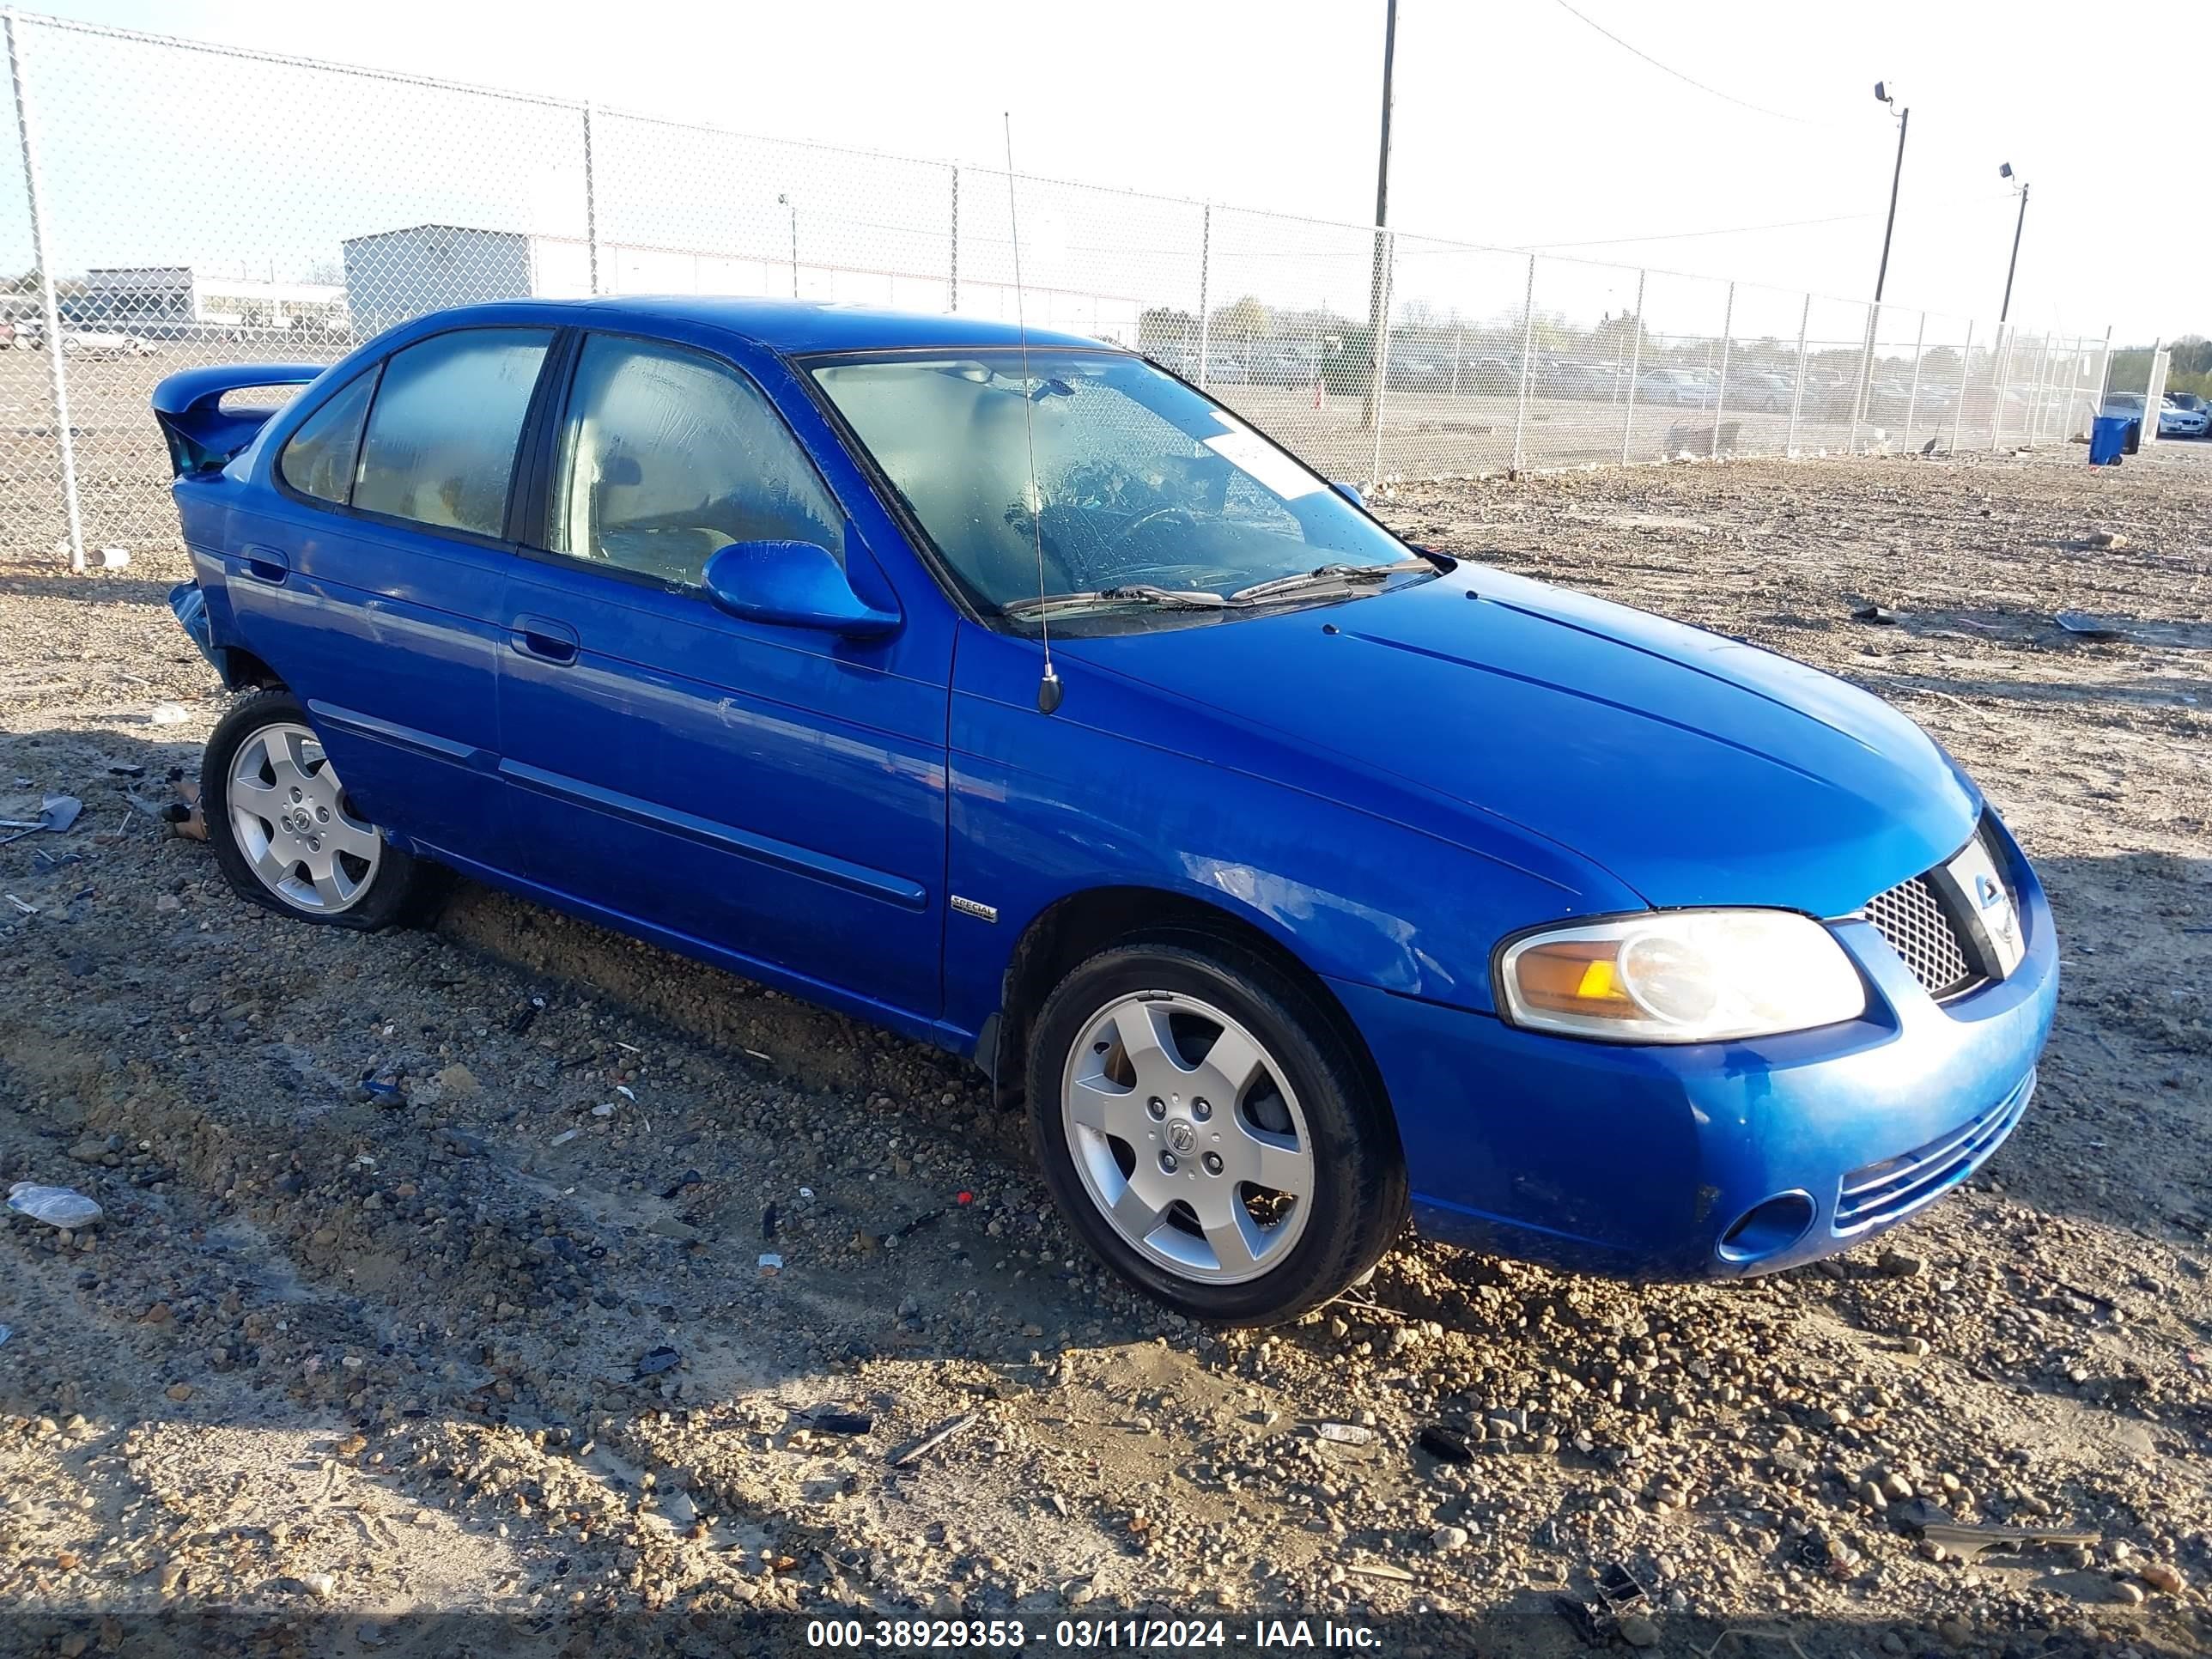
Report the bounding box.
[1026,940,1408,1326]
[203,688,424,930]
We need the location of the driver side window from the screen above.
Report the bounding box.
[549,335,845,586]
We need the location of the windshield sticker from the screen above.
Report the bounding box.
[1202,429,1323,500]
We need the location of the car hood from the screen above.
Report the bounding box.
[1056,563,1980,917]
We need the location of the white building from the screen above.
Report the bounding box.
[81,266,347,331]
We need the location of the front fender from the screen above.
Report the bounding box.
[943,624,1642,1042]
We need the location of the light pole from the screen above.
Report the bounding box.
[1360,0,1397,431]
[776,192,798,298]
[1871,82,1909,303]
[1998,163,2029,324]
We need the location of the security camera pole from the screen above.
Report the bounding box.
[1858,82,1910,435]
[1871,83,1908,304]
[1361,0,1397,432]
[1998,164,2029,324]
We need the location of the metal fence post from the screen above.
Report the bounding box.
[1449,324,1462,398]
[1988,325,2011,450]
[1710,281,1735,459]
[948,165,958,311]
[580,100,602,296]
[1948,319,1972,453]
[1511,252,1535,472]
[1367,229,1395,488]
[1849,303,1877,456]
[1903,310,1926,439]
[1619,268,1646,466]
[1784,292,1808,455]
[5,12,82,574]
[1194,202,1211,390]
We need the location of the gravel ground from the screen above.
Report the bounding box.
[0,441,2206,1659]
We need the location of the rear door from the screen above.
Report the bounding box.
[496,329,949,1024]
[223,325,554,860]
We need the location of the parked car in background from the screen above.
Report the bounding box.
[64,328,156,358]
[1385,354,1447,392]
[2103,392,2209,439]
[154,297,2057,1323]
[1638,368,1717,408]
[1729,370,1793,412]
[2162,392,2209,434]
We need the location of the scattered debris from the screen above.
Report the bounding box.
[0,793,82,844]
[1340,1560,1415,1584]
[757,1252,783,1272]
[1917,1522,2097,1559]
[1315,1421,1375,1445]
[7,1182,103,1230]
[1417,1425,1476,1464]
[809,1410,874,1436]
[149,702,191,726]
[2084,528,2129,550]
[168,777,206,841]
[1850,601,1898,625]
[761,1204,777,1241]
[99,547,130,568]
[2054,611,2124,641]
[887,1411,977,1468]
[548,1128,580,1147]
[635,1346,681,1378]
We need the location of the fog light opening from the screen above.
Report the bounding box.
[1717,1191,1816,1265]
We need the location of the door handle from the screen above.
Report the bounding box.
[240,544,289,585]
[509,614,580,666]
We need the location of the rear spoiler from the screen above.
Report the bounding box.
[151,363,328,477]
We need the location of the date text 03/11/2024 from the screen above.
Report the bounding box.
[803,1618,1382,1650]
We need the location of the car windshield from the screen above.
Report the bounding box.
[809,349,1433,626]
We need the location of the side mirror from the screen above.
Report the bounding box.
[1332,481,1364,507]
[701,540,899,638]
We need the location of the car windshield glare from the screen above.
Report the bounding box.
[810,349,1424,619]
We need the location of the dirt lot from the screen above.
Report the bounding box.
[0,441,2206,1659]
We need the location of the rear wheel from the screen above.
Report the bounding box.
[204,688,423,930]
[1026,940,1407,1325]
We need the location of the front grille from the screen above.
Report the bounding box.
[1834,1070,2034,1235]
[1865,873,1978,998]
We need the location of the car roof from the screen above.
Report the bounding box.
[408,295,1117,357]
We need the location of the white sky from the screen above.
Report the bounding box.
[18,0,2203,342]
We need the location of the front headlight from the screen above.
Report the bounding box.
[1496,909,1866,1043]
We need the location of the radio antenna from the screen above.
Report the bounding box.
[1004,111,1062,715]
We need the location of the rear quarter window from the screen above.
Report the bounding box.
[277,368,377,505]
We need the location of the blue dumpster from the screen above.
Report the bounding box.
[2089,414,2132,465]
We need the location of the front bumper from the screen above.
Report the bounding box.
[1335,818,2058,1279]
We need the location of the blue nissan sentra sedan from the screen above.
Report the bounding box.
[153,299,2057,1325]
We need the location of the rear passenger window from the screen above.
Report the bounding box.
[277,368,376,504]
[353,328,551,537]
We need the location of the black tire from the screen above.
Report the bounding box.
[1025,938,1408,1326]
[202,687,425,932]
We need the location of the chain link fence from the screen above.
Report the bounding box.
[0,9,2112,571]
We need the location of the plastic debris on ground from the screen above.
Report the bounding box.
[0,794,82,844]
[149,703,191,726]
[635,1346,681,1378]
[1917,1522,2098,1559]
[2054,611,2124,641]
[757,1252,783,1272]
[1417,1424,1476,1464]
[8,1182,104,1230]
[886,1411,976,1468]
[1315,1421,1375,1445]
[1850,601,1898,625]
[808,1410,874,1436]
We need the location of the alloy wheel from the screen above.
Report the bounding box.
[226,721,380,915]
[1060,991,1315,1284]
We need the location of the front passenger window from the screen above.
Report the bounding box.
[352,328,551,538]
[550,335,845,586]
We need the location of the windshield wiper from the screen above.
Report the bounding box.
[1229,558,1435,605]
[1001,585,1228,620]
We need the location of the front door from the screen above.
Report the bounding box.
[496,331,947,1024]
